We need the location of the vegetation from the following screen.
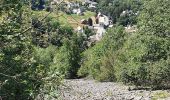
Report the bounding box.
[152,91,170,100]
[78,0,170,88]
[33,10,95,28]
[0,0,170,99]
[118,0,170,88]
[53,36,81,78]
[0,0,62,99]
[78,26,126,81]
[96,0,142,26]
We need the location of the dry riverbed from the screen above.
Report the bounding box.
[58,79,170,100]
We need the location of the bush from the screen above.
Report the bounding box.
[53,34,82,79]
[33,45,63,99]
[116,34,170,87]
[114,0,170,88]
[78,26,127,81]
[96,0,142,26]
[0,1,62,99]
[34,45,56,66]
[31,15,74,47]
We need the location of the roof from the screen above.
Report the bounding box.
[84,0,98,4]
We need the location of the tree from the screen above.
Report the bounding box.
[0,0,62,99]
[78,26,126,81]
[0,1,35,99]
[53,34,82,78]
[115,0,170,88]
[96,0,142,26]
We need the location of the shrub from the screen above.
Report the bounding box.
[31,15,74,47]
[78,26,127,81]
[114,0,170,88]
[33,45,63,99]
[0,1,62,99]
[53,34,82,79]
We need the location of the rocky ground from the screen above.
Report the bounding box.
[58,79,170,100]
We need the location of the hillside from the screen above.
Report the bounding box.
[1,0,170,100]
[32,10,95,28]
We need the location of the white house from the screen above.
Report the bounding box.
[88,2,97,8]
[76,26,84,33]
[96,26,106,40]
[77,8,83,15]
[83,0,98,8]
[72,9,78,14]
[98,15,110,27]
[52,0,62,4]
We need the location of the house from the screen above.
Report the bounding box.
[77,8,83,15]
[52,0,62,4]
[88,2,97,8]
[98,14,110,27]
[63,1,85,15]
[71,8,84,15]
[88,13,110,27]
[76,26,84,33]
[72,9,78,14]
[66,1,80,9]
[85,12,114,43]
[88,25,105,45]
[83,0,98,9]
[96,26,106,40]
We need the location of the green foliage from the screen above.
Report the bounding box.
[114,0,170,88]
[79,0,170,88]
[97,0,142,26]
[78,26,127,81]
[53,34,82,78]
[33,45,63,99]
[34,45,57,67]
[83,26,95,38]
[0,1,62,99]
[0,1,36,99]
[32,15,74,47]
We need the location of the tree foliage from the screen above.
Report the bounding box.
[78,26,127,81]
[31,15,73,48]
[79,0,170,88]
[53,34,82,79]
[117,0,170,87]
[0,0,62,99]
[97,0,142,26]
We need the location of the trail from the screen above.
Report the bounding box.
[59,79,170,100]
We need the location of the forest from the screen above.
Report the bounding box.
[0,0,170,99]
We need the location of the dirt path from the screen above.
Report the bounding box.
[59,79,170,100]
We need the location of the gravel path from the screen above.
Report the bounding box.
[59,79,170,100]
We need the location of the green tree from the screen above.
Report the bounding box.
[115,0,170,88]
[0,0,62,99]
[31,15,74,47]
[53,34,82,78]
[78,26,127,81]
[97,0,142,26]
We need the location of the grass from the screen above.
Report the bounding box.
[0,13,7,22]
[151,91,170,100]
[0,16,2,22]
[32,10,95,29]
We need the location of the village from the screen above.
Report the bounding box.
[31,0,137,46]
[31,0,121,44]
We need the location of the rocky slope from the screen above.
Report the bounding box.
[59,79,170,100]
